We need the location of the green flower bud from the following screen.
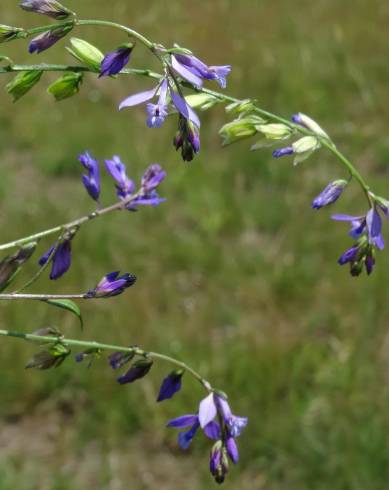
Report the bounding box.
[185,93,218,111]
[292,135,321,165]
[66,37,104,72]
[0,24,23,43]
[25,344,70,370]
[47,72,83,101]
[6,70,42,102]
[256,123,293,140]
[225,99,255,114]
[219,115,265,145]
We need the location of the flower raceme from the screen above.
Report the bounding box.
[167,392,247,484]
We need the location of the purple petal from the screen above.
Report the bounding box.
[215,395,232,421]
[50,240,72,280]
[366,207,382,239]
[178,422,200,449]
[157,371,183,402]
[331,214,363,222]
[228,415,248,437]
[198,393,217,428]
[226,437,239,464]
[203,421,221,440]
[172,56,203,88]
[167,414,198,429]
[170,89,200,128]
[119,87,158,110]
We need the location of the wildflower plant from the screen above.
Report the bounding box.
[0,0,387,483]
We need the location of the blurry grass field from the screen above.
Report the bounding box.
[2,0,389,488]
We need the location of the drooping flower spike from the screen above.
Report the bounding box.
[332,205,387,276]
[79,151,100,202]
[99,43,134,77]
[167,392,247,484]
[171,51,231,89]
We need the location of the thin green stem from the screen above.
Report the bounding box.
[0,329,211,389]
[0,191,141,252]
[0,293,85,300]
[75,19,154,50]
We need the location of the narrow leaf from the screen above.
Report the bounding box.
[44,299,83,329]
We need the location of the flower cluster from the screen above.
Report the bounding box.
[38,151,166,280]
[168,392,247,484]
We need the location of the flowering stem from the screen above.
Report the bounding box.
[0,329,211,389]
[0,191,142,252]
[0,293,85,300]
[0,56,372,204]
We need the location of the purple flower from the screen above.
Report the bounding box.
[108,350,135,369]
[199,393,218,428]
[312,179,348,209]
[20,0,72,19]
[172,52,231,88]
[273,146,294,158]
[119,77,200,129]
[79,151,100,202]
[39,237,73,280]
[86,271,137,298]
[141,163,166,193]
[117,358,153,385]
[104,155,135,199]
[167,414,219,449]
[99,43,133,77]
[214,394,248,437]
[157,370,183,402]
[29,24,73,54]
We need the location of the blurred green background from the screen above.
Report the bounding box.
[1,0,389,488]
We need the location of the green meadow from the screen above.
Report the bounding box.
[1,0,389,488]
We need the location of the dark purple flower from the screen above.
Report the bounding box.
[104,155,135,199]
[117,358,153,385]
[273,146,294,158]
[79,151,100,202]
[338,244,360,265]
[39,238,73,280]
[172,53,231,88]
[29,24,73,54]
[20,0,72,19]
[108,350,135,369]
[86,271,137,298]
[157,370,183,402]
[99,43,134,77]
[312,179,348,209]
[174,115,200,162]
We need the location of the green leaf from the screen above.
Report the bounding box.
[44,299,83,329]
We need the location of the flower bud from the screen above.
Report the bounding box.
[29,24,73,54]
[20,0,73,20]
[25,344,70,370]
[66,37,104,72]
[6,70,42,102]
[0,242,37,291]
[117,358,153,384]
[219,116,265,146]
[291,135,320,165]
[47,72,83,101]
[184,93,218,111]
[292,112,328,138]
[312,179,348,209]
[256,123,293,140]
[225,99,255,114]
[0,24,23,43]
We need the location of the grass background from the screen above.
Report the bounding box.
[1,0,389,488]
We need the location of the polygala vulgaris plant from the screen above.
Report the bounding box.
[0,0,386,483]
